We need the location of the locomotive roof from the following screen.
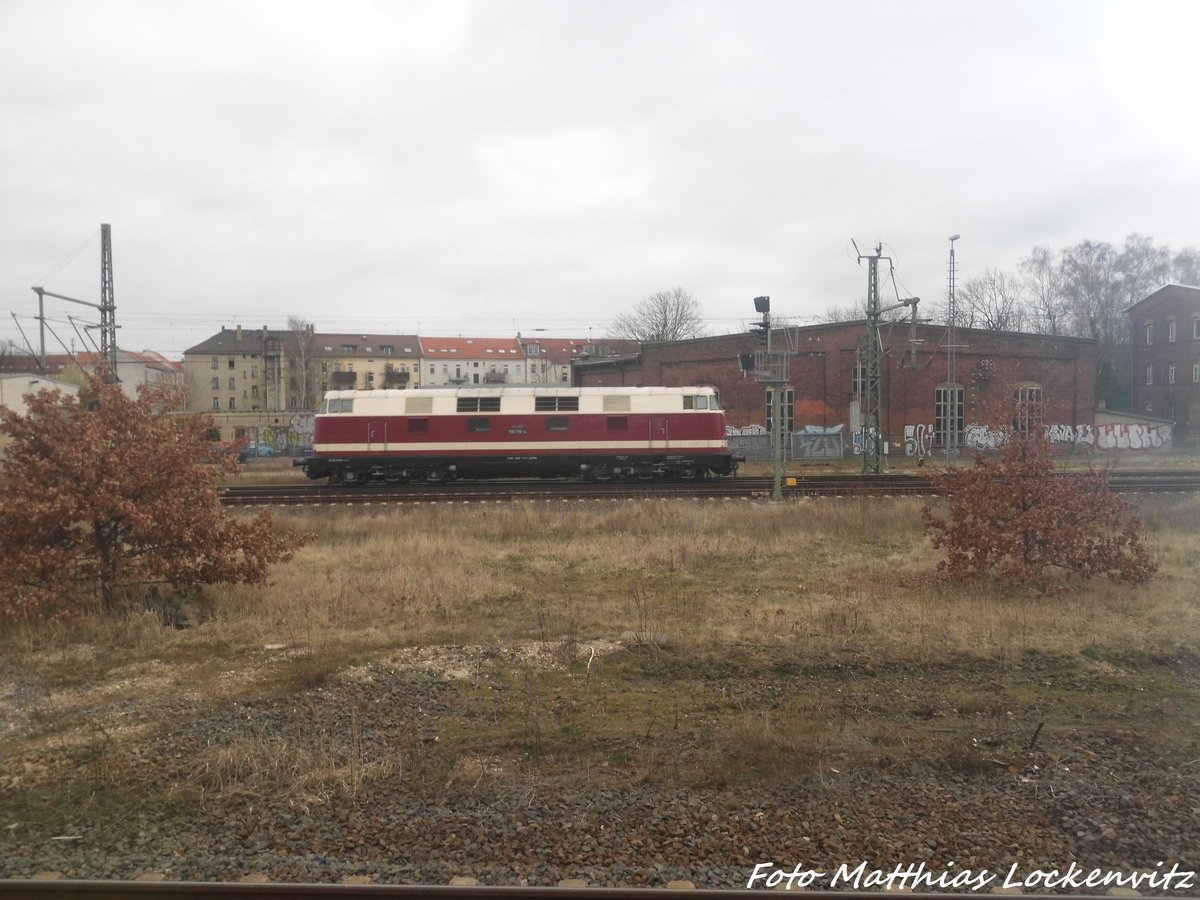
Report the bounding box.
[322,385,719,399]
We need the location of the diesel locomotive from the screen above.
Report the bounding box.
[298,385,739,484]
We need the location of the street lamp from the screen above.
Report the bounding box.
[946,234,960,466]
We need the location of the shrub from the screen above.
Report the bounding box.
[0,374,308,621]
[921,425,1155,589]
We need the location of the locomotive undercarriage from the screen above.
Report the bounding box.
[305,453,738,486]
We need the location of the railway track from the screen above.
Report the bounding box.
[0,883,1109,900]
[221,470,1200,506]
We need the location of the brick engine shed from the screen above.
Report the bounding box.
[575,321,1097,459]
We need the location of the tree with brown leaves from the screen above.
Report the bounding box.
[0,374,308,621]
[921,424,1155,589]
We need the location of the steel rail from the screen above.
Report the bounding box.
[0,882,1159,900]
[220,471,1200,506]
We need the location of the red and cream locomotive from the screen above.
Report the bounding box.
[299,385,739,484]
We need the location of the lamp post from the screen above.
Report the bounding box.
[946,234,960,466]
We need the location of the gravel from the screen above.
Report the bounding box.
[2,648,1197,891]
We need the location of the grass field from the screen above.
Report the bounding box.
[3,490,1198,813]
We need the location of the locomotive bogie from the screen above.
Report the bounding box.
[300,386,739,484]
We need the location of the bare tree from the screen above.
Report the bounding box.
[1172,247,1200,286]
[286,316,320,410]
[611,287,705,342]
[955,268,1027,332]
[1021,246,1069,335]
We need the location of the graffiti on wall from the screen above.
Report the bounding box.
[902,421,1170,455]
[904,424,936,459]
[1094,422,1170,450]
[253,414,316,453]
[793,432,844,459]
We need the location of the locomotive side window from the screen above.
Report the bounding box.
[534,396,580,412]
[408,418,429,433]
[545,416,569,432]
[607,416,629,430]
[467,417,491,432]
[457,396,502,413]
[324,398,355,413]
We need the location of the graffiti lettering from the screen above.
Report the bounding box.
[793,433,844,459]
[1096,423,1170,451]
[904,423,935,458]
[901,421,1169,454]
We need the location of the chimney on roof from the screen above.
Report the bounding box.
[235,325,242,341]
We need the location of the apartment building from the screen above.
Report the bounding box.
[418,336,526,386]
[1129,283,1200,448]
[315,333,422,394]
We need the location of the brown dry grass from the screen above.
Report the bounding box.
[2,493,1197,808]
[9,494,1197,666]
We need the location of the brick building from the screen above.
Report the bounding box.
[1128,283,1200,449]
[575,322,1098,459]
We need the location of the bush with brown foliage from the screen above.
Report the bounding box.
[921,425,1156,589]
[0,374,308,621]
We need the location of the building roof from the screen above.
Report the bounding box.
[315,333,421,359]
[183,325,292,355]
[419,336,524,358]
[1126,283,1200,314]
[520,337,640,364]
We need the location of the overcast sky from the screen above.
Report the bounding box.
[2,0,1197,359]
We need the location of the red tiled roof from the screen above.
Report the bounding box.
[418,336,524,356]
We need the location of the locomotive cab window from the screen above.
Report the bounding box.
[545,416,569,432]
[683,395,709,410]
[323,398,354,413]
[467,417,491,433]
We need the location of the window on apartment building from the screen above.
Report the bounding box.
[1146,364,1154,385]
[1193,361,1200,383]
[382,346,394,356]
[252,385,259,398]
[212,397,219,409]
[1194,319,1200,340]
[228,358,235,368]
[1012,382,1044,435]
[228,377,236,390]
[1168,320,1177,343]
[934,385,964,448]
[211,377,219,390]
[1166,397,1175,421]
[252,365,258,377]
[1145,322,1154,345]
[228,397,236,410]
[211,357,218,370]
[1168,362,1176,385]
